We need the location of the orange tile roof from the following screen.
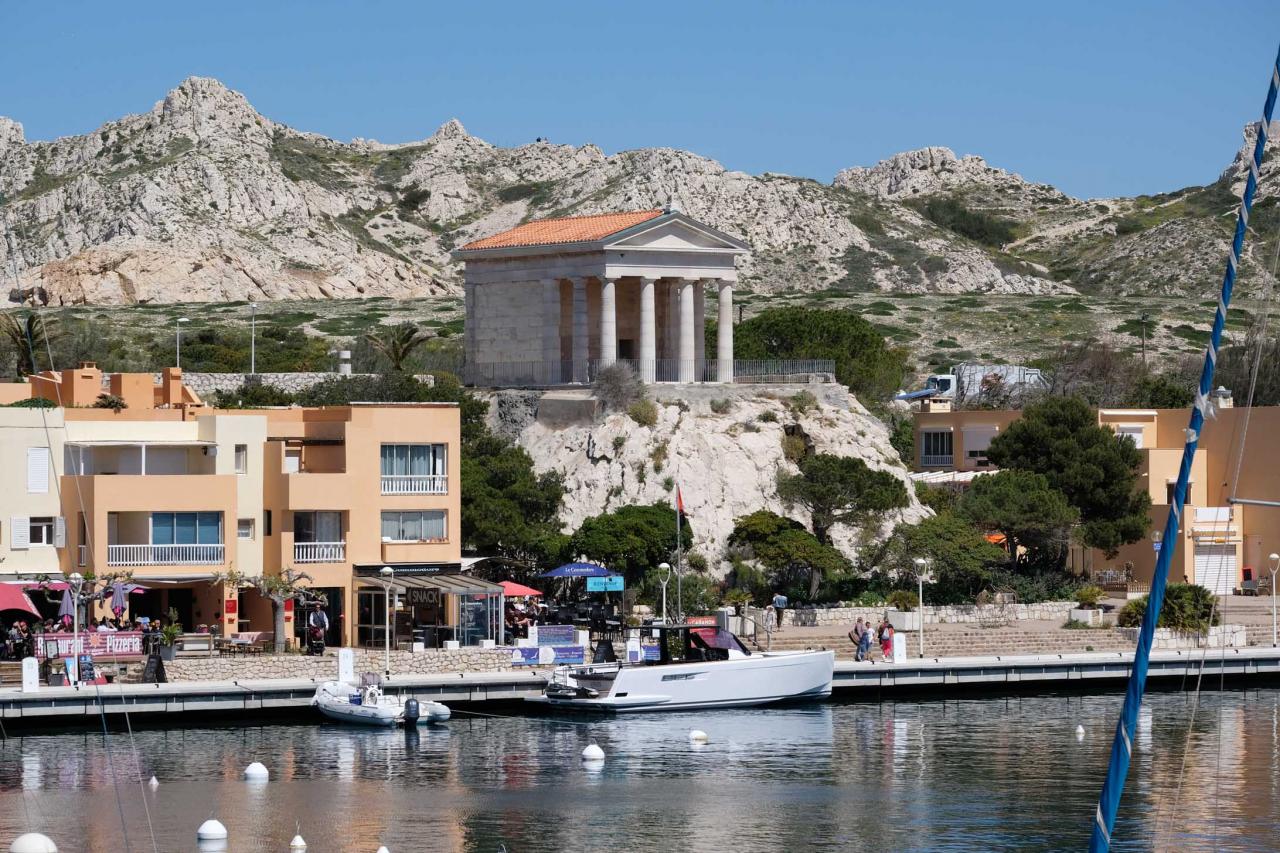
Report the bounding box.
[460,209,665,251]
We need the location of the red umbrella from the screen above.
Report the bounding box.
[499,581,542,597]
[0,584,40,616]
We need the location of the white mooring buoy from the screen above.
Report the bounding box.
[1076,725,1086,740]
[688,729,708,744]
[581,743,605,762]
[9,833,58,853]
[376,847,391,853]
[243,761,269,781]
[147,775,159,790]
[196,819,227,841]
[289,834,307,850]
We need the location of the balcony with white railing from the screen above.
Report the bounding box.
[921,454,954,467]
[294,541,346,564]
[107,543,225,567]
[381,474,447,495]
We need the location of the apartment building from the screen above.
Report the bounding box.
[912,393,1278,596]
[0,364,475,648]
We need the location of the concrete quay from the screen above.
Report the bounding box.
[3,647,1279,727]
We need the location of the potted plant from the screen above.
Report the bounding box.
[1070,584,1106,628]
[159,611,184,661]
[885,589,921,632]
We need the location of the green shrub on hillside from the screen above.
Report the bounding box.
[907,196,1017,247]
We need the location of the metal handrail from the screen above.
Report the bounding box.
[738,608,774,651]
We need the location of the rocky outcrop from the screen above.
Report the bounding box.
[1,77,1268,305]
[501,384,928,570]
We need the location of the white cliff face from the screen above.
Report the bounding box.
[0,76,1266,305]
[506,385,927,570]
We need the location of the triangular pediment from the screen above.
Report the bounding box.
[605,214,750,253]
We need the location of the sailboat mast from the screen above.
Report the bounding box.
[1089,45,1280,852]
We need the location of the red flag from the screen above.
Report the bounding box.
[675,486,685,516]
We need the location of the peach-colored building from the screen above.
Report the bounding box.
[913,393,1278,596]
[0,364,488,648]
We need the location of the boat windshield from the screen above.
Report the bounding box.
[690,627,750,656]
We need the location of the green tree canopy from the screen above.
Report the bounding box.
[959,469,1078,568]
[984,396,1150,556]
[365,322,430,371]
[567,503,692,586]
[728,509,850,601]
[732,306,908,400]
[0,312,57,377]
[777,453,909,545]
[1130,374,1193,408]
[884,512,1008,603]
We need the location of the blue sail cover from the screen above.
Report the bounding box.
[1089,44,1280,852]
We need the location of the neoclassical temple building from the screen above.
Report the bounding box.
[454,209,750,386]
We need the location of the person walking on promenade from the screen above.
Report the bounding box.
[879,618,895,661]
[848,618,866,661]
[771,591,788,632]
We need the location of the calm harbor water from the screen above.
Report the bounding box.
[1,689,1278,852]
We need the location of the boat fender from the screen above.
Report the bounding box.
[9,833,58,853]
[403,698,420,725]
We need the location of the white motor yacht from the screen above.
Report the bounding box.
[527,624,834,712]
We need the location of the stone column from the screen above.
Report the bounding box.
[572,277,589,384]
[717,280,734,383]
[599,277,617,369]
[678,278,695,383]
[638,277,656,383]
[667,280,680,375]
[693,279,706,381]
[542,278,561,385]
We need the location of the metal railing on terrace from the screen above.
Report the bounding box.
[920,454,954,467]
[464,358,836,387]
[380,474,448,495]
[294,541,346,563]
[107,543,225,567]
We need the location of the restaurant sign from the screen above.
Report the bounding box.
[36,632,145,660]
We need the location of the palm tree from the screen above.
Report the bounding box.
[365,322,429,372]
[0,312,56,376]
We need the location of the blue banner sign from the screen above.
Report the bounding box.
[586,576,624,592]
[552,645,584,665]
[512,648,540,667]
[534,625,575,646]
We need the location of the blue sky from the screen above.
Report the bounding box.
[3,1,1279,199]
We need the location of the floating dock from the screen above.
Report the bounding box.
[2,647,1278,727]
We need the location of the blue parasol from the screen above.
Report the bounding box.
[539,562,616,578]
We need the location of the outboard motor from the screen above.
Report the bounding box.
[403,697,420,726]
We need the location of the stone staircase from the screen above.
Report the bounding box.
[0,661,27,686]
[756,627,1139,660]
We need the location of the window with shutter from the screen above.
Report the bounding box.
[27,448,50,494]
[10,516,30,550]
[53,517,66,549]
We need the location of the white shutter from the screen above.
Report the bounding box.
[53,516,66,549]
[11,516,30,550]
[27,448,49,494]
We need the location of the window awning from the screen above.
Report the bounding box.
[357,574,503,595]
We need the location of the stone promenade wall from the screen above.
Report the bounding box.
[1117,624,1247,650]
[782,601,1078,628]
[163,648,513,682]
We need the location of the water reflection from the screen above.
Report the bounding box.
[1,693,1279,851]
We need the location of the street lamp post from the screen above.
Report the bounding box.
[176,317,190,369]
[379,566,394,678]
[249,302,258,375]
[68,572,83,685]
[657,562,672,624]
[1269,553,1279,647]
[913,557,932,658]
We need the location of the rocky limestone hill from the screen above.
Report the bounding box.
[2,77,1276,306]
[486,384,928,570]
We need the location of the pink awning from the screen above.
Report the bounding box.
[0,585,40,615]
[499,581,543,597]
